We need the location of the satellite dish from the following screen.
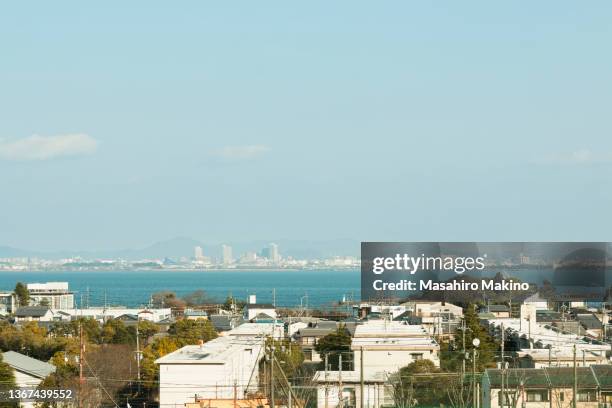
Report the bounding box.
[472,338,480,348]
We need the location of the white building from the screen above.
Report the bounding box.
[0,291,16,315]
[27,282,74,309]
[221,244,233,266]
[314,371,391,408]
[244,295,277,321]
[14,306,57,322]
[314,321,439,408]
[2,351,56,408]
[351,321,440,374]
[483,305,611,368]
[52,307,172,323]
[194,246,204,260]
[269,243,280,264]
[155,322,278,407]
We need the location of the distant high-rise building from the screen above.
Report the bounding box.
[194,246,204,260]
[260,247,271,259]
[269,243,280,264]
[221,244,233,265]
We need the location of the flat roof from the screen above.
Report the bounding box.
[353,321,429,338]
[155,336,261,365]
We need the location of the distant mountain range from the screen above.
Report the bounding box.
[0,237,360,261]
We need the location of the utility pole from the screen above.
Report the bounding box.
[324,354,329,408]
[473,349,477,408]
[270,346,275,408]
[501,323,505,408]
[360,347,364,408]
[136,315,141,392]
[338,354,343,408]
[573,344,577,408]
[461,318,466,374]
[79,322,84,408]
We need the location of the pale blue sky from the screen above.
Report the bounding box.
[1,2,612,251]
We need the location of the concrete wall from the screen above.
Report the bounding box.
[354,348,439,374]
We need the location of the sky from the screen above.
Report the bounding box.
[1,2,612,251]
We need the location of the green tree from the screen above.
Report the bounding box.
[14,282,29,307]
[441,303,498,373]
[101,319,134,344]
[222,295,246,312]
[167,319,217,346]
[0,353,18,408]
[314,326,351,370]
[390,360,450,407]
[128,320,160,347]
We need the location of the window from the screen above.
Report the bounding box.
[526,390,549,402]
[559,392,564,402]
[410,353,423,361]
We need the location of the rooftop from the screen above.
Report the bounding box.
[485,367,599,388]
[155,336,261,365]
[353,321,430,338]
[14,306,51,317]
[2,351,55,379]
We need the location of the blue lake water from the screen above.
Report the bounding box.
[0,269,360,308]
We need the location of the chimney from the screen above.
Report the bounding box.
[198,339,204,349]
[249,294,257,305]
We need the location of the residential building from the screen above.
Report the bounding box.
[295,321,343,362]
[184,309,208,320]
[482,367,605,408]
[351,321,440,373]
[52,307,172,323]
[399,301,463,337]
[0,291,16,315]
[313,371,391,408]
[209,313,243,332]
[155,322,276,407]
[524,292,549,311]
[244,295,276,321]
[14,306,56,322]
[517,348,608,368]
[26,282,74,309]
[2,351,56,408]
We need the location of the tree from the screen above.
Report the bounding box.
[128,320,159,347]
[314,326,351,370]
[389,360,450,407]
[167,319,217,346]
[14,282,29,307]
[151,291,186,310]
[442,303,498,373]
[182,290,215,306]
[222,295,246,312]
[0,353,18,408]
[101,319,134,344]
